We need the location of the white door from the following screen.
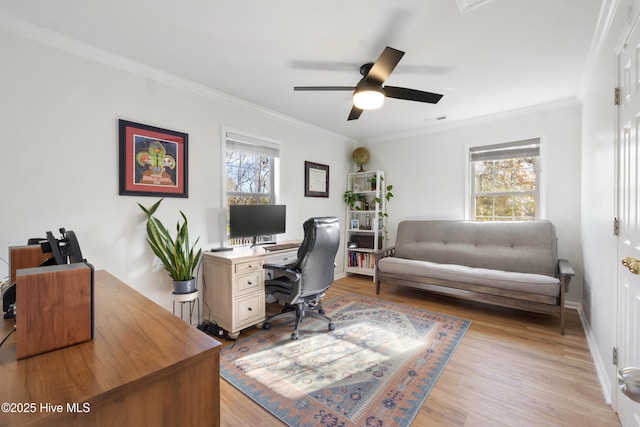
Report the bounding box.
[617,17,640,427]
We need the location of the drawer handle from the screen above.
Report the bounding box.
[247,307,252,311]
[247,281,252,285]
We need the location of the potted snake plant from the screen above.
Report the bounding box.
[139,198,202,294]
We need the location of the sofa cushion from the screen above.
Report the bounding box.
[393,220,557,277]
[378,257,559,297]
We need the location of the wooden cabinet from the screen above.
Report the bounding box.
[203,253,265,339]
[15,263,93,359]
[345,170,386,281]
[203,245,298,339]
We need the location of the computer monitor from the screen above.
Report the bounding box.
[229,204,286,246]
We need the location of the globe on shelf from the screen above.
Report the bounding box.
[352,147,370,172]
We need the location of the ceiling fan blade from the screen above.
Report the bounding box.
[347,106,363,121]
[290,60,450,75]
[384,86,443,104]
[366,46,405,84]
[294,86,355,91]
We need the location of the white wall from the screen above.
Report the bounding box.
[362,101,584,303]
[580,0,636,404]
[0,25,353,312]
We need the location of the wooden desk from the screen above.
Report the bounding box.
[0,270,221,427]
[203,244,299,339]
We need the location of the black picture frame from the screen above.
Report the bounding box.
[304,161,329,198]
[119,119,188,198]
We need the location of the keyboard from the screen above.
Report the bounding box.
[263,242,300,252]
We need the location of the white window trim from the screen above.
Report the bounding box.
[464,136,545,221]
[219,127,282,243]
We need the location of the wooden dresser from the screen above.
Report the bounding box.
[0,270,221,427]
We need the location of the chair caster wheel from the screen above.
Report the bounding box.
[328,323,335,331]
[291,332,299,340]
[319,308,325,314]
[263,323,271,330]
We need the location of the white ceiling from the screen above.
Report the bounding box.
[0,0,603,141]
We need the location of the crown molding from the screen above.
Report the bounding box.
[577,0,620,99]
[364,98,581,144]
[0,11,352,142]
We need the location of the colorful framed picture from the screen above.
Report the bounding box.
[119,119,188,198]
[304,161,329,198]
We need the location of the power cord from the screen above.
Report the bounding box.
[201,264,212,321]
[0,325,16,348]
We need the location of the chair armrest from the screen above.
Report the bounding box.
[263,263,301,282]
[263,263,286,270]
[558,259,575,292]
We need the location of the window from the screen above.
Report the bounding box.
[224,131,280,244]
[469,138,540,221]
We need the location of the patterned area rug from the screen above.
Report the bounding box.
[220,294,471,427]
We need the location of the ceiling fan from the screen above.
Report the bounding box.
[294,46,443,121]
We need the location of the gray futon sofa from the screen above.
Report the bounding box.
[376,220,574,334]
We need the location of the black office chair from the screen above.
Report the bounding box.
[263,217,340,340]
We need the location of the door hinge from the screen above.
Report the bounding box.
[615,87,621,105]
[614,217,620,236]
[613,347,619,365]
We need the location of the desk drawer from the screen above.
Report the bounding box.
[264,250,297,267]
[236,272,262,294]
[236,293,265,326]
[235,260,262,274]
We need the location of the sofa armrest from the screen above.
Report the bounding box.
[558,259,575,276]
[558,259,575,292]
[377,246,395,259]
[375,246,395,272]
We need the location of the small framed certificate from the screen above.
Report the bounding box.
[304,161,329,197]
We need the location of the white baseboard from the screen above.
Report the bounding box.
[567,301,613,404]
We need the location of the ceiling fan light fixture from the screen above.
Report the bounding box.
[353,82,385,110]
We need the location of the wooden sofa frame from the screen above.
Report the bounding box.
[376,240,575,335]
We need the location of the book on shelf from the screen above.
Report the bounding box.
[348,251,375,269]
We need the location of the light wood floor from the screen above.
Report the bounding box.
[218,275,621,427]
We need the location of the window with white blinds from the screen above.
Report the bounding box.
[469,138,540,221]
[224,131,280,243]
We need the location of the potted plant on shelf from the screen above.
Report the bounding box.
[138,198,202,294]
[343,190,366,210]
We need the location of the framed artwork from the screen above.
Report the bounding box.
[304,161,329,198]
[351,219,359,230]
[119,119,188,198]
